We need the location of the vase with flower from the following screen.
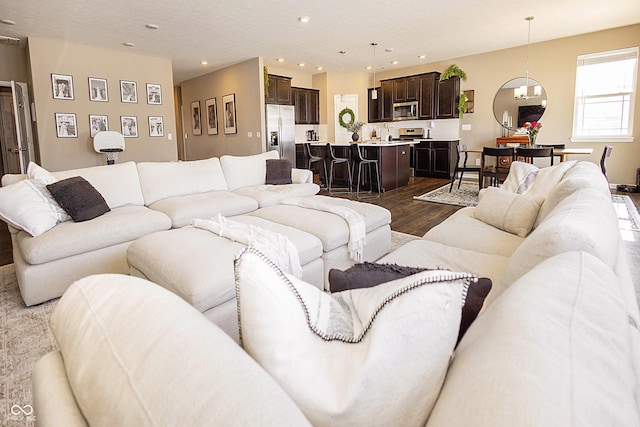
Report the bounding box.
[523,121,542,147]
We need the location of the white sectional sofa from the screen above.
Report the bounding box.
[0,151,319,306]
[31,160,640,425]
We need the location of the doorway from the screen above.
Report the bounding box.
[0,81,35,176]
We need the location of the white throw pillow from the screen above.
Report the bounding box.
[220,150,280,190]
[27,161,56,183]
[474,187,543,237]
[235,247,474,427]
[0,179,66,236]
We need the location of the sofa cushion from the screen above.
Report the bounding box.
[47,176,111,222]
[51,274,311,426]
[236,247,473,427]
[51,161,144,209]
[328,262,431,292]
[473,187,543,237]
[16,205,171,265]
[147,191,258,228]
[232,183,320,208]
[136,157,228,205]
[220,150,279,190]
[426,252,640,427]
[265,159,293,185]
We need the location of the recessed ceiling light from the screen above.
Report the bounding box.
[298,63,305,67]
[145,24,159,30]
[418,54,426,59]
[391,60,398,65]
[316,66,323,71]
[299,16,310,23]
[365,66,372,70]
[123,42,135,47]
[277,58,284,62]
[201,60,208,65]
[0,19,16,25]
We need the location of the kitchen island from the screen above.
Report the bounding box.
[295,141,412,192]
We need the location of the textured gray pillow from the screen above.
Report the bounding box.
[47,176,110,222]
[265,159,292,185]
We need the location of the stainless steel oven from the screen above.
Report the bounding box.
[392,101,418,121]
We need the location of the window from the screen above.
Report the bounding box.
[572,47,637,142]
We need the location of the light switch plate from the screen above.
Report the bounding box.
[247,132,253,138]
[462,124,472,131]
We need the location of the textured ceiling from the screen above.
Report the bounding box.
[1,0,639,83]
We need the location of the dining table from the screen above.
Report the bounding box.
[462,146,594,162]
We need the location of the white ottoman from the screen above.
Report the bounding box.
[247,195,392,286]
[127,216,324,342]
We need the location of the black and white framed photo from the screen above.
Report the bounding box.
[120,80,138,103]
[88,77,108,102]
[191,100,202,135]
[146,83,162,105]
[89,114,108,137]
[51,74,74,100]
[223,93,237,134]
[120,115,138,137]
[148,116,164,137]
[205,97,218,135]
[55,113,77,137]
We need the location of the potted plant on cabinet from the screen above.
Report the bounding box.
[440,64,469,118]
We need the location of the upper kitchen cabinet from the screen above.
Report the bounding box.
[368,88,381,123]
[418,72,439,120]
[437,76,460,119]
[292,87,319,124]
[380,80,393,121]
[392,76,419,103]
[266,75,292,105]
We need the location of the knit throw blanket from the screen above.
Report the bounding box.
[280,197,366,262]
[191,214,303,278]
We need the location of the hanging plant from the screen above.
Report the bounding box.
[458,92,468,118]
[263,66,269,95]
[338,107,355,129]
[440,64,467,81]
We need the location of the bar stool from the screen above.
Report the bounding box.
[325,143,352,194]
[350,143,381,199]
[303,143,327,188]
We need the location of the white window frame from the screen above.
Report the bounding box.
[571,47,638,143]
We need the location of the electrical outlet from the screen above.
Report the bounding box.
[247,132,253,138]
[256,131,261,138]
[462,124,472,131]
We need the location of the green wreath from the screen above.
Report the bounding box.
[338,108,355,129]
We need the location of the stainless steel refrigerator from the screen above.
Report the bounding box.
[266,104,295,162]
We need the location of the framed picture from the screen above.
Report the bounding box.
[120,80,138,103]
[205,98,218,135]
[223,93,237,134]
[88,77,108,102]
[148,116,164,137]
[89,114,108,137]
[191,101,202,135]
[120,115,138,138]
[51,74,74,100]
[146,83,162,105]
[55,113,77,138]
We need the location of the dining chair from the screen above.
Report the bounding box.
[325,143,352,194]
[600,145,613,179]
[303,143,327,188]
[449,144,481,192]
[350,143,381,199]
[515,146,554,167]
[481,147,515,188]
[537,144,565,163]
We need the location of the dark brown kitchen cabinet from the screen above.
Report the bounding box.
[418,72,439,120]
[380,80,393,121]
[393,76,419,103]
[359,144,410,191]
[265,75,292,105]
[292,87,320,124]
[368,87,381,123]
[437,76,460,119]
[413,140,459,178]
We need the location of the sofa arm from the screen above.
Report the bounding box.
[292,168,313,184]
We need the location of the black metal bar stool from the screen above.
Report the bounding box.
[303,142,327,188]
[350,143,381,199]
[325,143,352,194]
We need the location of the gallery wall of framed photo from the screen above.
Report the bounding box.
[28,37,178,171]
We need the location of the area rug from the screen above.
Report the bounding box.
[0,230,417,424]
[413,180,479,207]
[612,194,640,232]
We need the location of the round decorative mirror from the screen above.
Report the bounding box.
[493,77,547,130]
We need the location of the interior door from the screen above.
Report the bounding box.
[334,94,358,144]
[11,81,34,173]
[0,81,34,175]
[0,87,20,175]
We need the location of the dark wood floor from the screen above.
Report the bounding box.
[0,176,637,267]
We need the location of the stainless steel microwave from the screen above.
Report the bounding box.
[392,101,418,121]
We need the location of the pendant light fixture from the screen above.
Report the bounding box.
[339,50,346,102]
[515,16,534,100]
[371,42,378,100]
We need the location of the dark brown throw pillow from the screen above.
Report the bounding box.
[46,176,110,222]
[328,262,432,293]
[456,277,492,346]
[265,159,292,185]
